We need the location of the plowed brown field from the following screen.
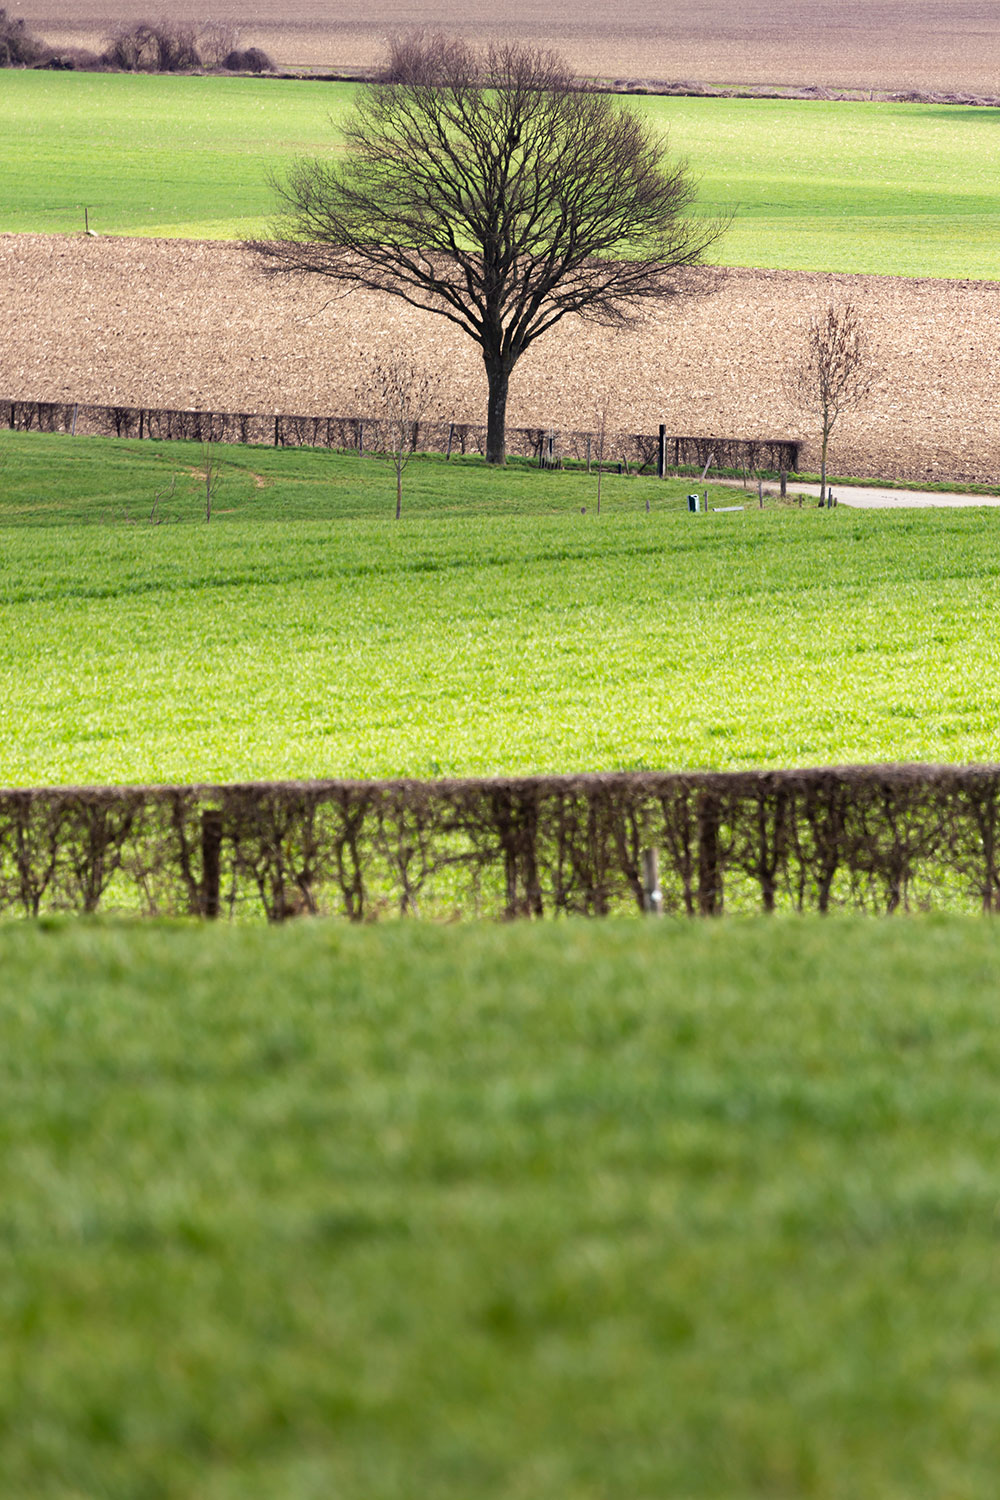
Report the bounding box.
[17,0,1000,94]
[4,234,1000,485]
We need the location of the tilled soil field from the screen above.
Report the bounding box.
[18,0,1000,95]
[4,233,1000,485]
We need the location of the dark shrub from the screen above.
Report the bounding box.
[0,8,49,66]
[43,47,104,71]
[102,20,201,72]
[378,30,468,84]
[222,45,273,73]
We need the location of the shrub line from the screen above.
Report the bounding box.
[1,762,998,921]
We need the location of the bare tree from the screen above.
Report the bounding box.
[200,440,223,522]
[355,353,440,519]
[0,8,49,65]
[149,472,177,524]
[785,300,876,505]
[591,394,621,516]
[103,19,200,71]
[198,19,241,69]
[250,35,727,464]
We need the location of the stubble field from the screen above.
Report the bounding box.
[16,0,1000,94]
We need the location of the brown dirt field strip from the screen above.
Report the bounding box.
[4,234,1000,486]
[18,1,1000,94]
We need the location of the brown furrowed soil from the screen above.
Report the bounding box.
[17,1,1000,95]
[4,233,1000,485]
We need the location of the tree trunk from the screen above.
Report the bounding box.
[820,425,829,505]
[396,463,402,520]
[484,356,512,465]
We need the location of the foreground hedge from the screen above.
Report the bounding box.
[1,765,999,920]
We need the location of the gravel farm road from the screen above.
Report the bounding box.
[774,482,1000,509]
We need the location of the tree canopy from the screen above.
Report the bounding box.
[252,36,727,462]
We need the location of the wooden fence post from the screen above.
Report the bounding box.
[697,793,722,916]
[201,809,223,919]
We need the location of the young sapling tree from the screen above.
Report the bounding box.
[785,300,876,505]
[200,439,224,523]
[355,353,440,519]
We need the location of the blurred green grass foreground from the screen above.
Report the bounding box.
[3,915,1000,1498]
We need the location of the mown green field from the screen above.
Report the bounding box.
[2,70,999,277]
[2,430,1000,787]
[4,915,1000,1499]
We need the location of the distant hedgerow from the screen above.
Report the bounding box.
[0,13,276,73]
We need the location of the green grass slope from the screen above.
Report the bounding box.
[638,94,1000,278]
[2,431,1000,786]
[2,71,999,277]
[1,71,354,240]
[4,915,1000,1498]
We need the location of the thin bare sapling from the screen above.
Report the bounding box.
[591,394,623,516]
[785,300,876,505]
[200,439,224,523]
[354,353,441,519]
